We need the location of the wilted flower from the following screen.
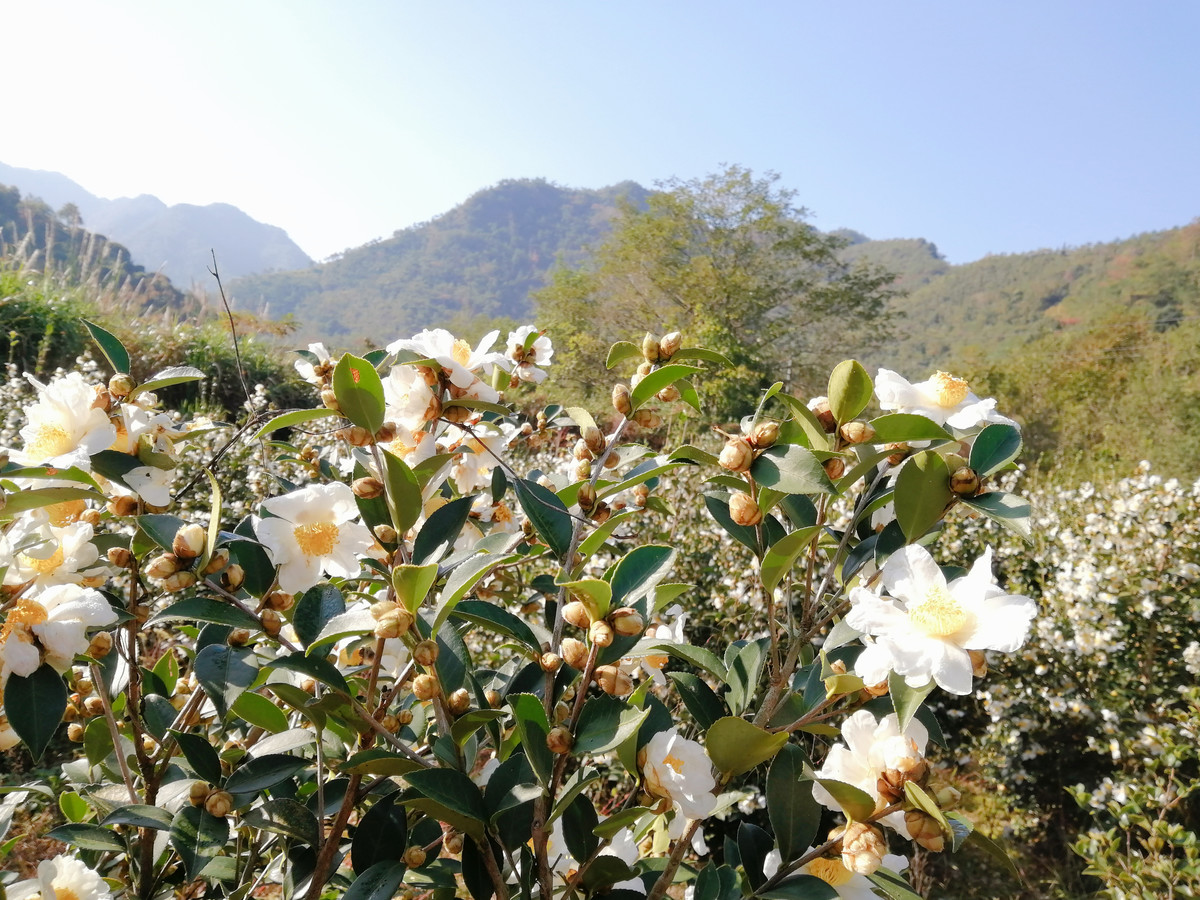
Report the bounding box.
[875,369,1015,430]
[254,482,375,593]
[639,727,717,820]
[847,544,1036,695]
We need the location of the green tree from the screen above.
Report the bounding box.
[535,165,897,419]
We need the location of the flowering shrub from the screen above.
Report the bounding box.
[0,324,1040,900]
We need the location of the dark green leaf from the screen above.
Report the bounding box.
[866,867,925,900]
[142,694,177,741]
[4,664,66,760]
[513,478,572,560]
[959,491,1032,541]
[760,875,839,900]
[150,596,263,631]
[812,778,877,821]
[655,643,727,681]
[89,449,144,489]
[751,445,836,496]
[171,730,223,784]
[81,319,130,373]
[890,673,934,732]
[453,599,544,653]
[738,822,774,889]
[232,692,289,733]
[574,696,650,755]
[352,792,408,875]
[170,806,230,879]
[293,583,346,648]
[969,424,1022,478]
[605,341,642,369]
[668,672,728,730]
[451,709,507,747]
[243,799,319,845]
[508,694,553,785]
[894,450,952,541]
[767,745,819,863]
[727,639,768,716]
[264,651,349,694]
[609,544,676,609]
[0,486,105,519]
[413,495,476,565]
[342,860,408,900]
[760,526,822,593]
[103,805,175,831]
[47,823,124,853]
[225,754,306,794]
[333,353,385,434]
[193,644,258,719]
[341,749,424,777]
[435,552,519,632]
[137,513,184,550]
[403,769,487,823]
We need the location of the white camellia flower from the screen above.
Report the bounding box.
[763,846,908,899]
[294,342,333,384]
[639,727,718,821]
[387,328,506,390]
[506,326,554,384]
[875,368,1015,430]
[383,364,440,431]
[254,482,376,594]
[0,584,117,685]
[12,372,116,469]
[446,422,518,494]
[812,709,928,834]
[3,520,109,589]
[123,465,175,507]
[847,544,1037,695]
[623,604,687,686]
[7,853,112,900]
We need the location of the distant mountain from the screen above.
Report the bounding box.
[229,178,651,344]
[0,162,312,286]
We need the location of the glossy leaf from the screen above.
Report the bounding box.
[150,596,262,631]
[171,730,223,784]
[404,768,487,823]
[253,408,340,440]
[630,364,704,410]
[893,450,952,541]
[352,792,408,875]
[827,360,873,424]
[969,423,1022,478]
[960,491,1032,542]
[605,341,642,369]
[609,544,676,609]
[574,696,650,755]
[225,754,307,794]
[264,651,349,694]
[243,799,320,845]
[413,495,476,565]
[868,413,953,444]
[194,644,258,718]
[0,486,105,518]
[751,445,836,496]
[706,716,789,776]
[130,365,205,399]
[47,824,124,853]
[890,673,934,732]
[760,526,822,593]
[170,806,230,879]
[103,805,175,831]
[380,448,423,533]
[333,353,386,434]
[293,583,346,648]
[668,672,727,730]
[5,664,66,760]
[513,478,572,559]
[767,744,819,863]
[81,319,130,373]
[812,777,876,821]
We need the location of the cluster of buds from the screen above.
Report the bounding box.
[719,420,784,526]
[562,598,645,648]
[610,331,684,427]
[370,599,414,639]
[573,425,621,481]
[144,526,243,597]
[576,483,613,524]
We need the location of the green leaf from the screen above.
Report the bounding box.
[767,744,819,863]
[392,563,440,615]
[868,413,953,444]
[962,826,1021,879]
[513,477,573,559]
[403,769,487,823]
[630,364,705,411]
[890,673,934,732]
[775,393,833,451]
[560,578,612,619]
[137,513,184,550]
[827,360,873,424]
[413,495,476,565]
[47,823,124,853]
[0,486,104,518]
[343,861,408,900]
[293,583,346,648]
[812,777,876,821]
[893,450,952,541]
[653,643,727,681]
[564,406,598,432]
[904,781,950,834]
[58,791,89,823]
[170,730,223,784]
[130,365,206,399]
[668,672,727,730]
[150,596,263,631]
[435,552,520,632]
[333,353,386,434]
[380,448,423,534]
[225,754,307,794]
[81,319,130,373]
[89,449,144,489]
[264,651,349,694]
[352,793,408,874]
[573,696,650,755]
[198,468,222,586]
[4,664,66,760]
[671,347,734,366]
[605,341,642,369]
[103,805,175,831]
[341,748,424,777]
[609,544,676,609]
[193,644,258,719]
[243,799,319,845]
[759,526,822,593]
[576,510,638,561]
[453,599,544,653]
[760,875,839,900]
[960,491,1032,541]
[751,445,836,496]
[170,806,230,879]
[706,717,788,776]
[253,408,340,440]
[508,693,553,785]
[727,639,768,716]
[866,867,924,900]
[969,423,1022,477]
[451,709,507,746]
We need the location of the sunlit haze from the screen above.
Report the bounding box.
[6,1,1198,263]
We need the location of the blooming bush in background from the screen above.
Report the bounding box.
[0,322,1041,900]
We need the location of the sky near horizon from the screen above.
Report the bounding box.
[5,1,1199,265]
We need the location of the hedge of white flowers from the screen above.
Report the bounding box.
[0,322,1042,900]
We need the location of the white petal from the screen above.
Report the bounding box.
[881,544,947,607]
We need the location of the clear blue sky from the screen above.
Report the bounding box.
[6,1,1198,264]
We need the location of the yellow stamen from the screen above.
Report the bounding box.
[293,522,338,558]
[452,339,473,368]
[21,545,65,576]
[929,371,969,408]
[663,752,685,775]
[25,424,75,461]
[808,857,854,886]
[55,888,81,900]
[0,598,49,646]
[908,585,969,638]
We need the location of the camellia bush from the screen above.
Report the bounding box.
[0,320,1040,900]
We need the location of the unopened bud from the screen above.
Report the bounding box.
[320,389,340,411]
[380,714,401,733]
[204,790,234,818]
[862,678,890,698]
[589,620,614,648]
[554,700,571,723]
[221,564,245,592]
[750,421,780,449]
[836,822,886,875]
[414,639,439,668]
[162,570,197,593]
[397,709,414,725]
[562,601,593,629]
[641,333,661,362]
[87,632,113,659]
[656,384,681,403]
[583,426,605,455]
[265,589,295,612]
[145,553,181,580]
[809,398,837,432]
[403,846,427,868]
[885,442,911,466]
[413,673,440,700]
[561,638,589,670]
[969,649,988,679]
[632,409,662,429]
[593,665,633,696]
[540,652,562,672]
[904,811,946,852]
[261,609,283,636]
[931,782,962,809]
[68,723,85,742]
[610,607,645,637]
[612,383,633,417]
[444,831,465,855]
[877,757,930,803]
[374,524,398,544]
[448,688,471,716]
[374,609,413,640]
[171,523,206,560]
[547,726,574,755]
[839,422,876,445]
[353,477,385,499]
[577,483,597,514]
[729,492,763,526]
[658,331,682,359]
[108,373,136,398]
[106,547,133,569]
[375,422,398,444]
[485,689,502,708]
[950,467,982,496]
[83,696,105,717]
[823,457,846,480]
[573,438,593,462]
[80,508,102,527]
[636,361,653,377]
[203,547,231,574]
[592,501,612,524]
[108,495,140,517]
[339,425,374,447]
[229,628,251,646]
[719,438,754,473]
[573,460,592,481]
[189,781,211,806]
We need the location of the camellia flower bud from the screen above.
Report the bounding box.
[229,628,251,646]
[68,722,85,742]
[547,726,574,755]
[877,756,930,803]
[444,831,465,855]
[374,524,398,544]
[658,331,682,359]
[448,688,471,716]
[750,421,780,449]
[969,649,988,678]
[573,438,593,462]
[562,600,593,629]
[885,442,911,466]
[612,383,633,417]
[83,696,105,717]
[87,632,113,659]
[397,709,414,726]
[108,495,140,517]
[609,607,645,637]
[353,477,385,499]
[839,421,877,445]
[632,409,662,429]
[904,810,946,852]
[823,457,846,480]
[203,547,231,575]
[145,552,181,580]
[413,639,440,668]
[561,638,589,670]
[374,609,413,640]
[594,665,634,696]
[485,690,502,708]
[173,523,207,560]
[540,652,562,672]
[162,571,197,593]
[381,714,401,733]
[403,846,427,868]
[265,589,295,612]
[339,425,374,447]
[950,466,982,496]
[729,492,763,526]
[641,332,660,362]
[205,790,234,819]
[577,483,597,514]
[656,384,681,403]
[719,438,755,473]
[589,619,614,648]
[583,425,606,456]
[592,501,612,524]
[375,422,398,444]
[189,781,211,807]
[413,673,441,700]
[633,484,650,508]
[554,700,570,723]
[573,459,593,481]
[320,389,340,411]
[106,547,133,569]
[809,397,837,433]
[260,609,283,637]
[836,822,886,875]
[221,564,245,592]
[108,372,136,398]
